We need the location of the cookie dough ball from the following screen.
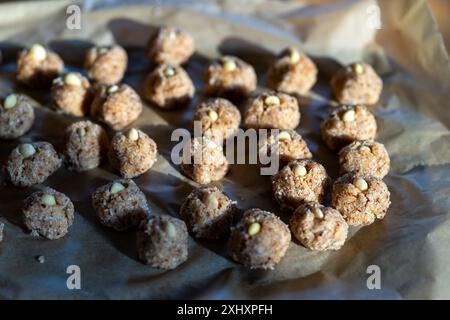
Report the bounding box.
[180,186,237,239]
[332,172,391,226]
[84,45,128,85]
[192,98,241,144]
[180,137,229,185]
[204,56,257,99]
[22,187,74,240]
[146,26,194,65]
[92,179,150,231]
[338,140,390,178]
[272,159,329,211]
[330,62,383,105]
[320,105,377,150]
[0,222,4,243]
[228,208,290,269]
[91,84,142,130]
[259,129,312,164]
[137,215,188,270]
[290,202,348,251]
[51,72,92,117]
[16,44,64,88]
[64,120,109,172]
[108,128,158,179]
[143,64,194,109]
[267,47,317,95]
[0,93,34,140]
[244,92,300,130]
[5,142,62,187]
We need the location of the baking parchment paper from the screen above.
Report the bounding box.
[0,0,450,299]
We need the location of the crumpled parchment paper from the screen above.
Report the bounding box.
[0,0,449,299]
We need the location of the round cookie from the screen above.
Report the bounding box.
[137,215,188,270]
[192,98,241,144]
[244,91,300,130]
[338,140,390,178]
[108,128,158,179]
[290,202,348,251]
[180,137,229,185]
[92,179,150,231]
[51,72,92,117]
[146,26,194,65]
[259,129,312,164]
[180,186,237,239]
[330,62,383,105]
[272,159,330,211]
[204,55,257,99]
[5,141,62,187]
[0,93,34,140]
[332,171,391,226]
[84,45,128,85]
[91,84,142,130]
[267,47,317,95]
[143,64,194,109]
[16,44,64,88]
[228,208,291,269]
[64,120,109,172]
[320,104,377,150]
[22,187,74,240]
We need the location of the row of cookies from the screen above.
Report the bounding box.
[3,122,157,188]
[1,24,381,104]
[19,179,189,270]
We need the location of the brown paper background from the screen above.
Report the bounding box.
[0,0,449,299]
